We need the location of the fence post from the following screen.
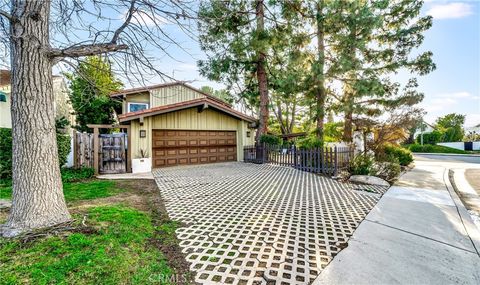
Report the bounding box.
[334,146,338,176]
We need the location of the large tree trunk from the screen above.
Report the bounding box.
[315,0,326,140]
[3,0,71,237]
[255,0,269,142]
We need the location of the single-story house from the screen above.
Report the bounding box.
[111,82,256,168]
[0,70,75,129]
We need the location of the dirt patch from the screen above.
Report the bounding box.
[465,169,480,195]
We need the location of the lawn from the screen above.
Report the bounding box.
[0,178,191,285]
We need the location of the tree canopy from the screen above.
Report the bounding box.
[66,56,123,133]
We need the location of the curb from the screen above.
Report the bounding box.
[414,152,480,158]
[444,169,480,256]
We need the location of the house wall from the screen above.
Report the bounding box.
[0,85,11,128]
[150,85,204,108]
[129,107,255,164]
[122,92,150,113]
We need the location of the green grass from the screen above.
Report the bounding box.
[0,180,124,202]
[0,205,176,285]
[407,144,470,154]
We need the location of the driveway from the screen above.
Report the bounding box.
[153,162,388,284]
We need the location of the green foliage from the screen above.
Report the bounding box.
[371,157,401,182]
[296,135,323,149]
[349,154,375,176]
[436,113,465,129]
[200,86,234,104]
[66,56,122,133]
[56,133,71,167]
[0,128,12,179]
[408,144,468,154]
[0,128,70,179]
[324,122,343,142]
[55,116,70,132]
[383,145,413,166]
[259,134,282,146]
[416,130,442,145]
[0,205,174,284]
[61,167,95,183]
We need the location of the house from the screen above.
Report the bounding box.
[111,82,257,168]
[0,70,75,129]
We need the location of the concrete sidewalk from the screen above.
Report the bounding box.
[313,162,480,284]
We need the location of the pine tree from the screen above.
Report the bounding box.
[329,0,435,142]
[198,0,278,141]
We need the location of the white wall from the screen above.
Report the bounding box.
[473,142,480,151]
[437,142,465,150]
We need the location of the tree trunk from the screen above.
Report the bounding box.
[3,0,71,237]
[315,0,326,140]
[343,100,354,142]
[255,0,269,142]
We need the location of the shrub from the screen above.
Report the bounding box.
[61,167,95,182]
[416,130,442,145]
[0,128,71,178]
[296,135,323,149]
[408,144,468,154]
[371,159,401,182]
[349,154,375,175]
[383,144,413,166]
[57,133,71,167]
[0,128,12,179]
[259,134,282,146]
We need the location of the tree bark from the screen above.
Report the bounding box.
[315,0,326,140]
[3,0,71,237]
[255,0,269,142]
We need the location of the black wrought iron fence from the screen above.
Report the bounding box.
[243,144,354,176]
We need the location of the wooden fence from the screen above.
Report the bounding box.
[73,132,95,168]
[243,144,354,176]
[73,131,128,174]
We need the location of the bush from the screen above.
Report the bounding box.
[0,128,71,178]
[383,144,413,166]
[0,128,12,179]
[61,167,95,182]
[371,160,401,182]
[416,130,442,145]
[296,135,323,149]
[57,133,71,167]
[349,154,375,175]
[408,144,468,154]
[259,134,282,146]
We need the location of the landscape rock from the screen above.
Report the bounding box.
[349,175,390,187]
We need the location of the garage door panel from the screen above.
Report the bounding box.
[153,130,237,168]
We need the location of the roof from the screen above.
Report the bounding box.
[118,97,256,123]
[110,81,231,108]
[0,70,11,86]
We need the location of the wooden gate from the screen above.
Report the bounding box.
[99,133,127,174]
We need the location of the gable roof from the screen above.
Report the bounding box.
[110,81,231,108]
[118,97,256,123]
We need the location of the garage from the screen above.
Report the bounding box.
[152,130,237,167]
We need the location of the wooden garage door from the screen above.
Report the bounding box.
[152,130,237,168]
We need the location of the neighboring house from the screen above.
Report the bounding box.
[413,121,435,140]
[0,70,75,129]
[111,82,256,168]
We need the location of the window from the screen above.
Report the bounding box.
[128,102,149,112]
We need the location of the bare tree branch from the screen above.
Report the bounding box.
[49,43,128,59]
[0,10,14,22]
[111,0,136,44]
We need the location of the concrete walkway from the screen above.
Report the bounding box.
[313,159,480,284]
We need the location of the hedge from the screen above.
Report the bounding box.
[384,144,413,166]
[408,144,468,154]
[0,128,71,179]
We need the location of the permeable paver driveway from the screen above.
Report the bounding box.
[153,162,387,285]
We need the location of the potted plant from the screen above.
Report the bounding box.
[132,149,151,173]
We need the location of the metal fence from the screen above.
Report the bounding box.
[243,144,354,176]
